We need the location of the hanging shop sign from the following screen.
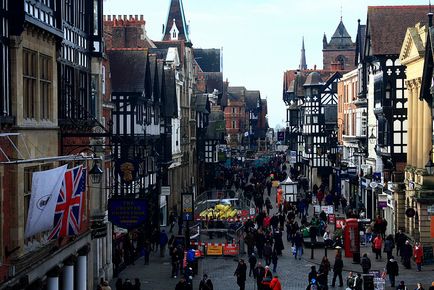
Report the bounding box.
[115,159,138,184]
[108,198,148,229]
[91,224,108,240]
[377,194,388,209]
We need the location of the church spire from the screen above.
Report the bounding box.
[162,0,190,43]
[299,37,307,70]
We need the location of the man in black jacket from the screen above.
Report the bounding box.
[386,256,399,287]
[234,259,247,290]
[331,254,344,287]
[360,253,371,274]
[254,262,265,290]
[248,253,257,277]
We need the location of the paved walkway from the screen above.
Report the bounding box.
[109,166,434,290]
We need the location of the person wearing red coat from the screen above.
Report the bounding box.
[413,242,424,272]
[270,276,282,290]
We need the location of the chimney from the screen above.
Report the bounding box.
[140,15,144,21]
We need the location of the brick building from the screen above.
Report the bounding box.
[323,19,356,71]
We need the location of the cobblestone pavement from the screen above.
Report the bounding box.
[110,180,434,290]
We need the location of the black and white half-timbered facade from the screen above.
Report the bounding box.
[302,71,340,188]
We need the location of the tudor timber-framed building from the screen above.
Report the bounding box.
[361,6,428,236]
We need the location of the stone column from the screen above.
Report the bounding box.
[423,100,433,165]
[77,245,90,290]
[417,81,424,168]
[406,81,413,165]
[47,267,61,290]
[62,260,74,290]
[412,81,418,166]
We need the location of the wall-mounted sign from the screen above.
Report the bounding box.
[108,198,148,229]
[91,225,108,239]
[161,186,171,196]
[207,245,223,256]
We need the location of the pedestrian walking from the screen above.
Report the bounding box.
[101,281,112,290]
[331,254,344,287]
[320,256,331,276]
[264,242,272,266]
[271,250,278,273]
[395,229,406,257]
[262,266,273,289]
[402,240,413,269]
[346,272,355,290]
[317,265,328,289]
[308,266,318,285]
[169,212,177,233]
[386,256,399,287]
[415,283,425,290]
[248,253,257,277]
[360,253,371,274]
[429,282,434,290]
[373,234,383,260]
[175,278,190,290]
[384,235,395,260]
[159,229,169,257]
[133,278,141,290]
[293,231,303,260]
[234,259,247,290]
[199,274,213,290]
[270,275,282,290]
[396,280,408,290]
[123,279,133,290]
[254,262,265,289]
[414,242,423,272]
[171,247,180,278]
[353,273,363,290]
[115,278,123,290]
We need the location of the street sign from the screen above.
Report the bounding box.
[182,193,194,221]
[161,186,171,196]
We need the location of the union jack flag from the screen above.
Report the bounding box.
[48,165,86,240]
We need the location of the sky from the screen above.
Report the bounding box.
[104,0,429,128]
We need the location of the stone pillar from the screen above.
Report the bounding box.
[77,255,87,290]
[417,83,424,168]
[62,261,74,290]
[423,100,433,164]
[407,82,413,165]
[47,267,61,290]
[412,82,418,166]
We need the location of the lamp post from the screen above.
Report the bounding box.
[89,159,104,184]
[425,150,434,175]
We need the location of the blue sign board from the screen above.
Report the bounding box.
[108,198,148,229]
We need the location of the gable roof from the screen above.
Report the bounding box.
[227,86,246,102]
[194,48,221,72]
[108,49,148,94]
[245,90,261,111]
[163,0,190,42]
[367,5,429,55]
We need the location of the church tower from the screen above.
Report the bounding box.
[299,37,307,70]
[162,0,191,43]
[322,18,356,71]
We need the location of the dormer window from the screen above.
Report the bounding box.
[170,19,179,40]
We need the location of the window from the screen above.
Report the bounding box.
[40,54,52,120]
[23,49,37,119]
[374,73,383,105]
[289,110,298,126]
[79,71,88,119]
[232,120,236,129]
[232,107,237,114]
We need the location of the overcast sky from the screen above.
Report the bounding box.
[105,0,429,128]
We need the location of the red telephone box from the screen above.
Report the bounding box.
[344,218,360,257]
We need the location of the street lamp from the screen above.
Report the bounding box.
[89,159,103,184]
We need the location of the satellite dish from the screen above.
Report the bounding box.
[369,182,378,189]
